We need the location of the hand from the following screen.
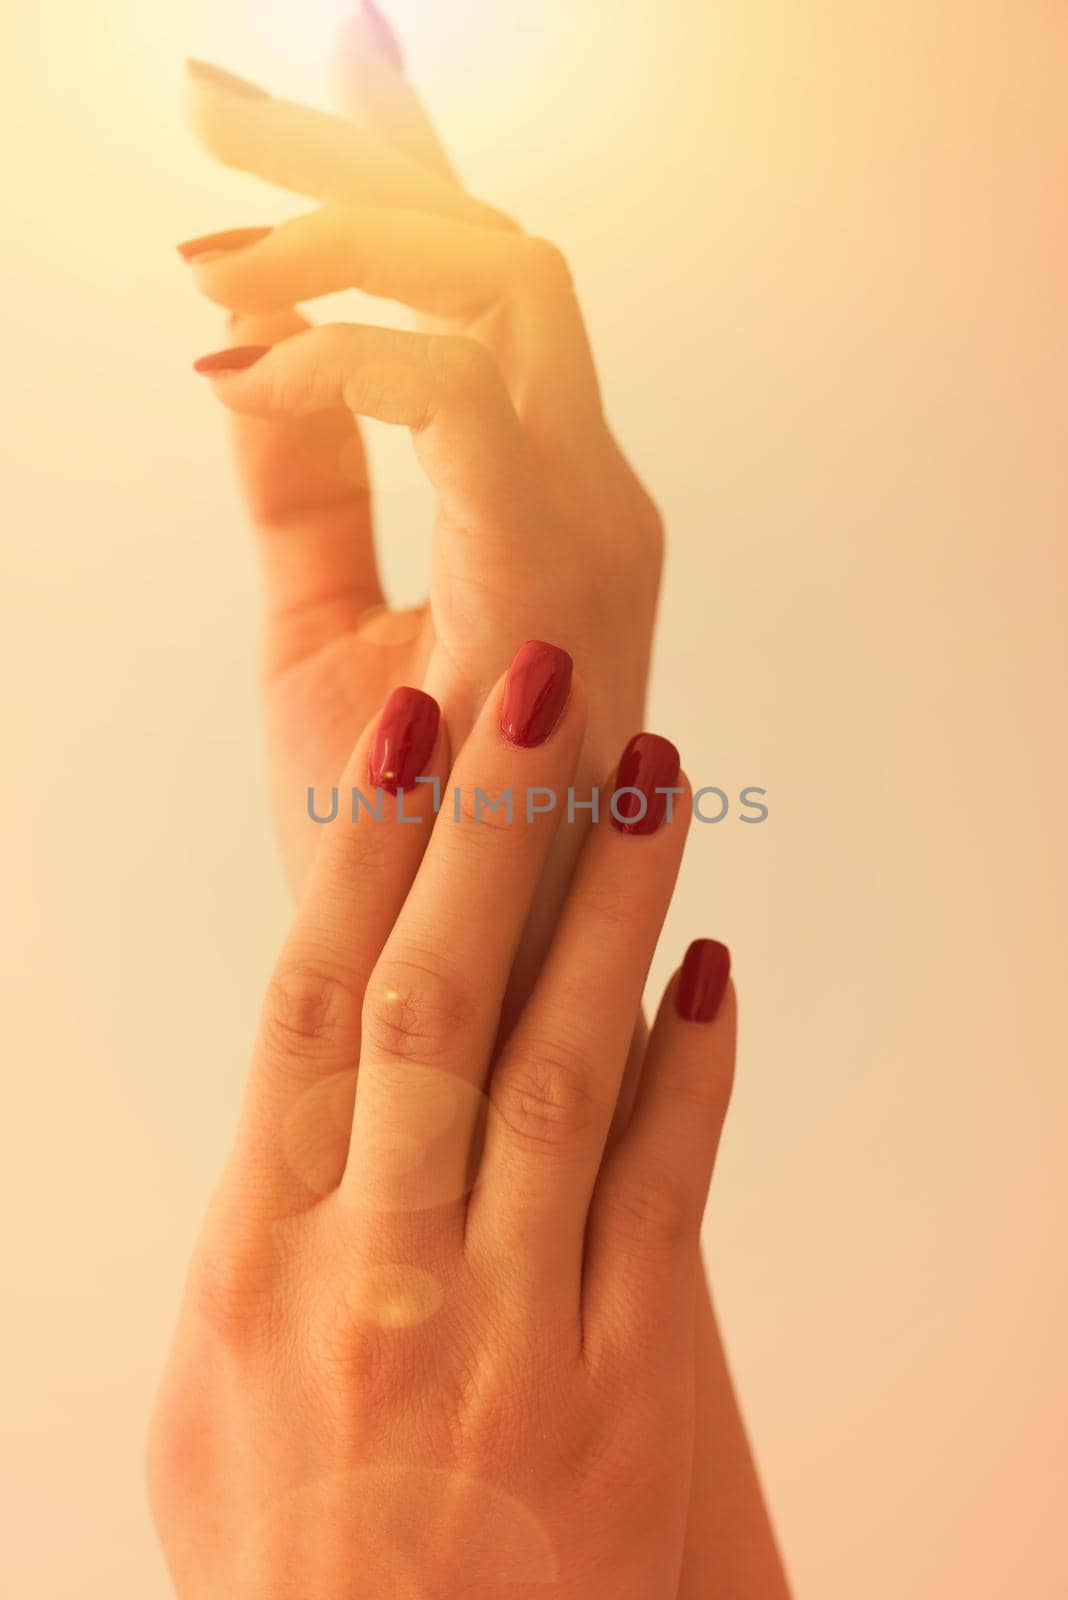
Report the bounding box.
[180,21,662,900]
[147,645,736,1597]
[178,20,791,1595]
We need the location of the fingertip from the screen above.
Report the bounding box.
[352,0,407,75]
[185,58,271,101]
[226,308,310,344]
[177,225,273,265]
[193,345,271,377]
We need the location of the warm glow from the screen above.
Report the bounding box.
[6,3,1067,1598]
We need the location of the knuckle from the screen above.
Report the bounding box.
[146,1390,213,1517]
[327,818,392,877]
[636,489,666,567]
[512,235,573,296]
[570,1413,657,1499]
[570,878,640,938]
[657,1055,735,1121]
[205,263,279,318]
[229,288,283,318]
[190,1240,282,1352]
[362,955,479,1066]
[491,1043,604,1153]
[601,1167,699,1255]
[313,1297,409,1414]
[263,953,363,1060]
[309,1271,448,1441]
[450,783,521,839]
[433,333,500,399]
[597,447,666,575]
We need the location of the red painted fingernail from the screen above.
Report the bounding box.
[676,941,731,1024]
[611,733,681,836]
[186,59,271,100]
[370,687,440,793]
[177,226,272,263]
[193,345,270,375]
[360,0,406,72]
[499,641,573,749]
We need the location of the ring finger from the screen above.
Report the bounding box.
[467,735,692,1298]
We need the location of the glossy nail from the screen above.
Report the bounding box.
[676,940,732,1024]
[370,687,440,793]
[360,0,406,72]
[611,733,681,836]
[193,346,270,376]
[186,59,271,100]
[177,226,272,264]
[499,641,573,749]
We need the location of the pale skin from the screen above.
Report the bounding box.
[148,657,735,1597]
[168,7,790,1593]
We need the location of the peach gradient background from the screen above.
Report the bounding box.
[3,1,1066,1595]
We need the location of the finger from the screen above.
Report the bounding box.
[186,210,604,466]
[193,325,551,560]
[234,688,447,1209]
[185,59,514,232]
[583,943,737,1364]
[182,204,577,327]
[340,641,584,1222]
[467,736,691,1296]
[207,308,383,679]
[331,3,461,186]
[326,9,604,461]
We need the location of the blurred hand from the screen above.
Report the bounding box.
[180,20,662,900]
[148,648,737,1597]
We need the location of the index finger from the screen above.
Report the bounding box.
[186,60,515,232]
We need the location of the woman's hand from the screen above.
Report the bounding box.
[177,21,791,1594]
[180,17,662,900]
[148,644,736,1597]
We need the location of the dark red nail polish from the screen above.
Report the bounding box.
[370,687,440,793]
[177,226,272,263]
[361,0,406,73]
[193,345,270,375]
[676,941,731,1024]
[611,733,681,836]
[499,641,573,749]
[186,59,271,100]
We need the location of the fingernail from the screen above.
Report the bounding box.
[676,940,732,1024]
[611,733,681,836]
[193,345,270,376]
[370,687,440,793]
[499,641,573,749]
[186,59,271,100]
[359,0,406,72]
[177,226,272,264]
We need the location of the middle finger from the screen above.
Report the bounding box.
[184,203,576,327]
[340,641,583,1225]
